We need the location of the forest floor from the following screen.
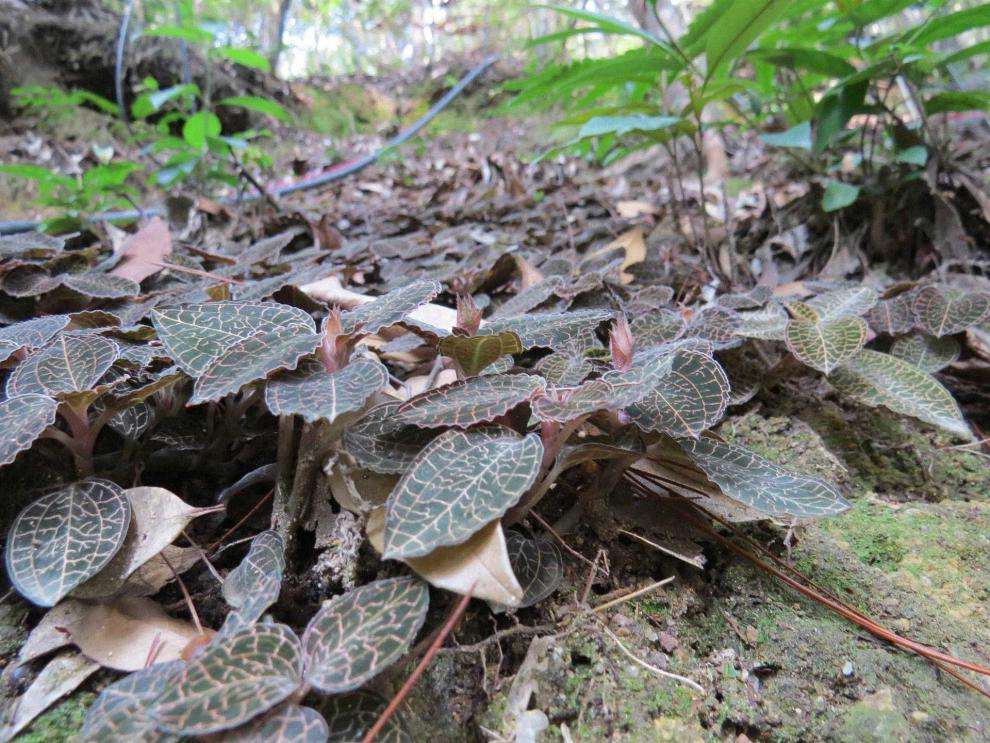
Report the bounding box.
[1,75,989,742]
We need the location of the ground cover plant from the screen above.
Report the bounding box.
[2,0,990,740]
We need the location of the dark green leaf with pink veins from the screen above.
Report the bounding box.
[890,333,960,373]
[339,280,442,335]
[303,577,429,693]
[912,285,990,337]
[5,479,132,606]
[867,292,916,335]
[0,394,58,467]
[480,309,612,350]
[154,623,303,736]
[62,271,141,299]
[625,350,730,437]
[5,333,119,398]
[211,704,329,743]
[393,373,546,428]
[535,347,592,386]
[189,326,321,404]
[319,692,411,743]
[151,301,315,376]
[79,660,184,743]
[676,437,850,518]
[384,428,543,558]
[341,401,436,474]
[265,357,389,424]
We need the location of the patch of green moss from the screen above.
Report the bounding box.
[17,691,95,743]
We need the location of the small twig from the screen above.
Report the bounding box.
[592,577,675,614]
[597,621,705,694]
[181,529,223,583]
[362,589,474,743]
[148,260,246,285]
[579,549,606,606]
[208,490,274,553]
[530,511,607,577]
[161,551,203,635]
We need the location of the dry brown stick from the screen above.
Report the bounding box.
[362,590,474,743]
[208,489,273,553]
[529,511,607,577]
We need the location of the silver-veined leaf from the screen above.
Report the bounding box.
[830,349,972,439]
[265,357,389,424]
[62,272,141,299]
[675,437,849,517]
[189,328,320,404]
[625,350,729,437]
[79,660,183,743]
[890,334,960,373]
[439,331,523,376]
[534,348,592,386]
[154,623,303,736]
[393,373,546,428]
[340,280,442,335]
[151,302,314,376]
[734,303,788,340]
[0,394,58,466]
[867,293,916,335]
[219,531,286,635]
[481,309,612,350]
[341,401,435,475]
[302,577,428,693]
[384,428,543,558]
[505,530,563,608]
[6,333,119,398]
[5,479,132,606]
[784,315,867,374]
[912,285,990,337]
[0,314,70,349]
[806,286,878,320]
[630,309,686,346]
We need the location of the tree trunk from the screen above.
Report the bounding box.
[268,0,293,77]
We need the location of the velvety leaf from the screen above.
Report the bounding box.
[0,314,70,349]
[265,357,389,424]
[341,401,435,474]
[190,328,321,403]
[2,265,62,296]
[439,331,523,376]
[80,660,183,743]
[532,379,615,422]
[56,596,208,671]
[630,309,686,346]
[340,280,442,335]
[492,277,564,318]
[384,428,543,558]
[534,348,593,386]
[211,704,329,743]
[5,479,131,606]
[107,400,155,439]
[867,293,916,335]
[62,272,141,299]
[733,303,788,340]
[784,316,867,374]
[6,333,119,398]
[319,692,411,743]
[303,577,429,693]
[218,531,285,635]
[830,349,972,439]
[685,307,740,349]
[393,373,546,428]
[912,285,990,337]
[151,302,315,376]
[675,437,849,517]
[0,393,58,466]
[367,511,523,606]
[481,309,612,350]
[890,334,960,373]
[155,624,303,736]
[806,286,878,320]
[505,530,563,608]
[625,350,730,437]
[74,486,212,599]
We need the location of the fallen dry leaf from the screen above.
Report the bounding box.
[616,200,657,218]
[589,228,647,284]
[54,596,211,671]
[110,217,173,283]
[367,508,523,606]
[0,651,99,740]
[121,545,202,596]
[16,600,88,667]
[73,486,218,599]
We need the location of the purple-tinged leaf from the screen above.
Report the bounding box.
[6,333,119,398]
[394,373,545,428]
[912,285,990,337]
[481,309,612,350]
[340,280,442,335]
